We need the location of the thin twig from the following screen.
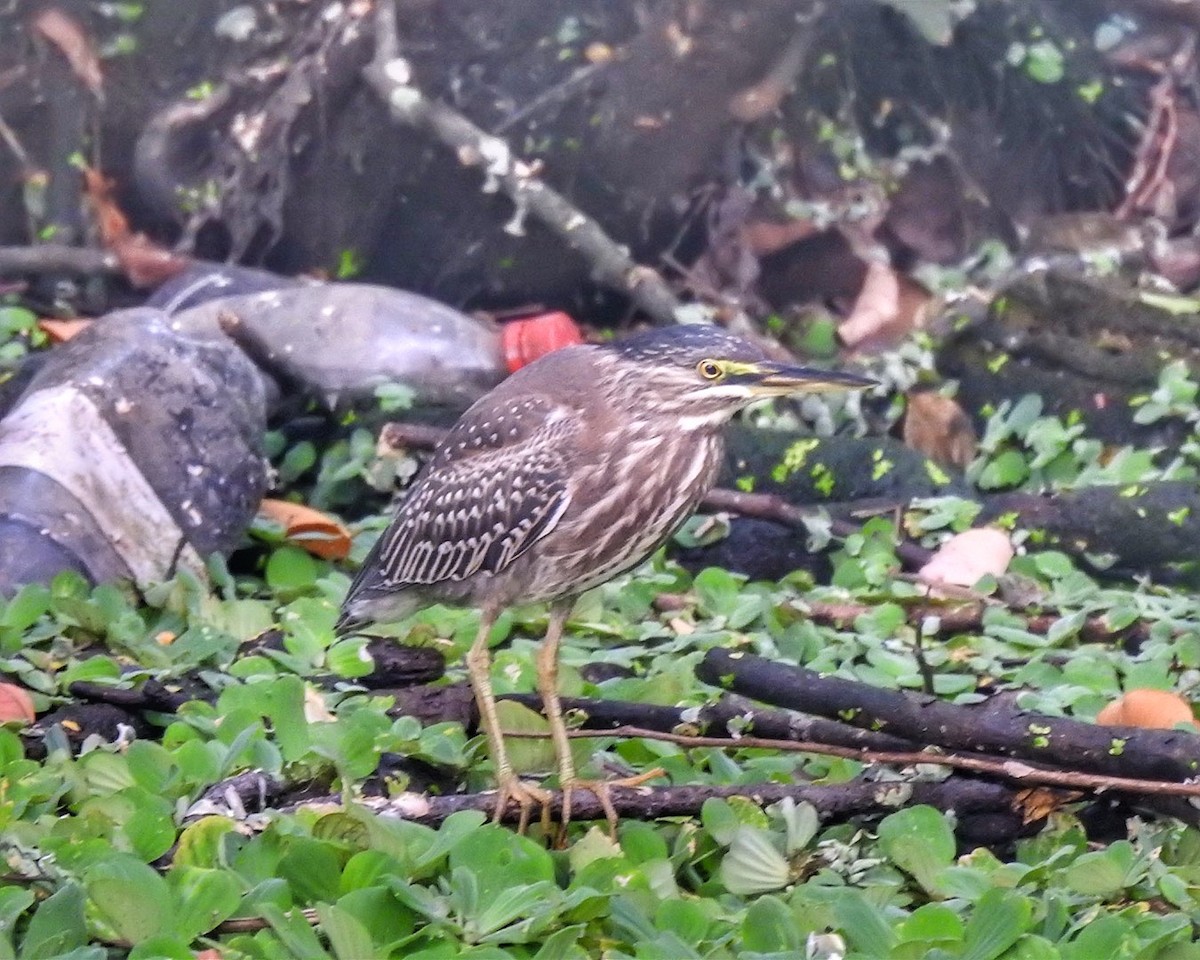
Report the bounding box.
[700,486,934,567]
[0,111,31,168]
[493,62,608,134]
[508,726,1200,800]
[912,619,935,696]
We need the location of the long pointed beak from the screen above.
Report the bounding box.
[744,363,878,395]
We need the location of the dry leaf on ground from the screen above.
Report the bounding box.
[38,317,93,343]
[903,391,978,468]
[258,498,353,560]
[918,527,1013,589]
[33,6,103,97]
[0,682,36,723]
[82,167,188,288]
[1095,688,1199,731]
[838,259,931,350]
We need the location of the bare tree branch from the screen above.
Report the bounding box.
[362,0,685,325]
[304,776,1024,829]
[0,244,119,276]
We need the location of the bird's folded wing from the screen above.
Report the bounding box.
[348,401,575,597]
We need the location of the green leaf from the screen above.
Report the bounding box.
[125,741,177,795]
[85,854,171,944]
[1032,551,1075,579]
[1062,841,1136,895]
[897,903,964,944]
[720,827,790,895]
[472,879,559,941]
[414,810,488,872]
[266,546,319,592]
[258,901,332,959]
[171,866,243,941]
[702,797,768,845]
[20,882,86,960]
[315,902,376,960]
[174,816,238,869]
[278,837,347,904]
[532,924,587,960]
[617,821,668,865]
[127,936,192,959]
[326,636,375,678]
[119,788,178,861]
[336,887,415,948]
[877,806,956,891]
[1024,40,1065,83]
[1061,915,1136,960]
[0,885,35,941]
[978,450,1030,490]
[0,305,37,334]
[373,381,417,413]
[961,889,1032,960]
[448,824,554,902]
[1,583,50,633]
[568,827,622,874]
[741,894,802,954]
[654,899,710,944]
[693,567,747,618]
[833,890,896,957]
[778,798,820,855]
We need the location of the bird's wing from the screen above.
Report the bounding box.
[343,395,574,605]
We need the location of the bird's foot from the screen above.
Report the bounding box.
[491,773,554,835]
[557,767,665,846]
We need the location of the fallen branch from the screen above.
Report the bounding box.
[500,691,918,753]
[0,244,119,276]
[697,649,1200,783]
[308,776,1024,831]
[526,726,1200,802]
[363,0,685,325]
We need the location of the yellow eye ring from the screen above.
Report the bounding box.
[697,359,723,380]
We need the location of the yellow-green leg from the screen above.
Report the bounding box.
[466,604,550,832]
[536,599,663,842]
[535,601,579,828]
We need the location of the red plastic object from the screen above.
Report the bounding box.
[501,311,584,373]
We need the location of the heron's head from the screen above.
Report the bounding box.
[602,325,875,424]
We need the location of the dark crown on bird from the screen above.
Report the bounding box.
[609,324,771,367]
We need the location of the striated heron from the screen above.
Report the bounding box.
[337,325,873,833]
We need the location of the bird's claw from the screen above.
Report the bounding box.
[556,767,665,846]
[491,774,554,835]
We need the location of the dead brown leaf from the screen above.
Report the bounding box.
[32,6,103,97]
[0,682,35,723]
[1013,787,1078,825]
[258,499,353,561]
[741,218,820,257]
[838,259,930,351]
[1096,688,1199,731]
[902,391,978,468]
[82,167,129,246]
[82,166,189,288]
[113,241,190,289]
[918,527,1014,589]
[37,317,92,343]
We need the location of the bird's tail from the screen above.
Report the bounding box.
[333,608,368,637]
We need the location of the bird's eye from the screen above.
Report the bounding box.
[697,359,723,380]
